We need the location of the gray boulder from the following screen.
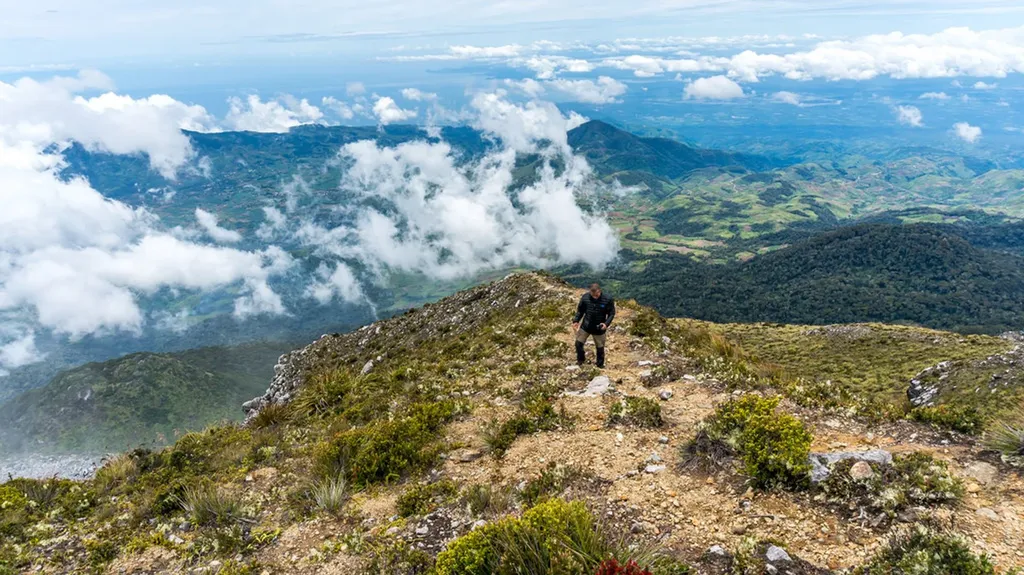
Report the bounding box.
[809,449,892,483]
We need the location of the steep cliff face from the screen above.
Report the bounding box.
[2,273,1023,575]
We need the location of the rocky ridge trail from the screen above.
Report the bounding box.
[236,273,1024,574]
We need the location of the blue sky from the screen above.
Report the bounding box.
[2,0,1024,68]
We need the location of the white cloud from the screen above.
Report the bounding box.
[256,207,288,240]
[372,96,418,124]
[195,208,243,243]
[449,44,523,58]
[604,26,1024,82]
[919,92,950,100]
[517,56,596,79]
[897,105,924,127]
[322,96,355,120]
[684,75,745,100]
[308,263,364,304]
[503,78,547,97]
[401,88,437,101]
[543,76,627,104]
[771,91,803,106]
[0,71,293,370]
[224,95,324,133]
[0,333,44,370]
[953,122,982,143]
[973,81,998,89]
[294,92,616,288]
[346,82,366,96]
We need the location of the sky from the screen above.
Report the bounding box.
[3,0,1024,68]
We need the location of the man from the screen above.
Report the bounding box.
[573,283,616,369]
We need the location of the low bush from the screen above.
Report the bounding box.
[607,397,663,429]
[93,453,139,494]
[463,484,513,517]
[985,412,1024,467]
[314,400,461,486]
[176,483,246,527]
[249,401,292,429]
[819,452,963,520]
[396,480,459,517]
[520,463,587,508]
[911,405,984,435]
[482,386,571,458]
[309,476,349,515]
[855,528,994,575]
[434,499,689,575]
[690,395,812,490]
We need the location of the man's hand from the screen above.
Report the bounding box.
[599,323,607,331]
[572,322,580,331]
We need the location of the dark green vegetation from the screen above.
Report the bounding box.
[607,396,664,428]
[686,395,812,490]
[856,529,995,575]
[584,224,1024,334]
[819,453,963,521]
[0,342,291,454]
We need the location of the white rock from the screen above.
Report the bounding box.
[659,389,673,401]
[644,464,666,474]
[709,545,727,556]
[566,365,581,372]
[638,360,656,367]
[765,545,791,563]
[976,508,1000,522]
[658,436,670,444]
[361,360,374,375]
[964,461,998,486]
[849,461,875,481]
[565,376,613,397]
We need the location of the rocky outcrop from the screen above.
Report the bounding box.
[907,335,1024,408]
[809,449,892,484]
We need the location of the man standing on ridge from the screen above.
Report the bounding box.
[573,282,616,369]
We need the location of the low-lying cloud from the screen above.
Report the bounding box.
[953,122,983,143]
[684,75,745,100]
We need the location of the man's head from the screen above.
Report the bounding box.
[589,283,602,297]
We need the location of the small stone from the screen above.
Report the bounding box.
[732,524,747,535]
[630,522,645,534]
[964,461,998,486]
[765,545,791,563]
[644,464,666,474]
[566,365,581,372]
[638,360,656,367]
[647,452,663,463]
[976,508,1000,522]
[849,461,875,480]
[659,389,673,401]
[966,483,981,494]
[640,370,654,379]
[168,534,185,545]
[415,525,429,536]
[458,450,484,463]
[360,360,374,375]
[766,565,778,575]
[709,545,727,556]
[683,374,697,382]
[658,436,670,444]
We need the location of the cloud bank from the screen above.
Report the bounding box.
[0,71,294,371]
[684,75,745,100]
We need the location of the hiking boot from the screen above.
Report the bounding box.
[596,347,605,369]
[575,341,586,365]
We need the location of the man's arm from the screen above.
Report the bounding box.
[573,296,586,324]
[604,298,616,327]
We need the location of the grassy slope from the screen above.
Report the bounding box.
[685,320,1018,419]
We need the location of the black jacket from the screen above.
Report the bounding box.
[574,293,616,335]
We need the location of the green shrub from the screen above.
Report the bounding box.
[94,453,138,494]
[696,395,811,490]
[463,484,513,517]
[176,484,245,527]
[249,402,292,429]
[363,538,433,575]
[820,452,963,518]
[482,387,571,458]
[985,414,1024,466]
[315,400,460,486]
[520,463,586,508]
[434,499,688,575]
[911,405,984,435]
[740,411,812,490]
[396,480,459,517]
[856,528,994,575]
[607,397,663,429]
[309,476,349,516]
